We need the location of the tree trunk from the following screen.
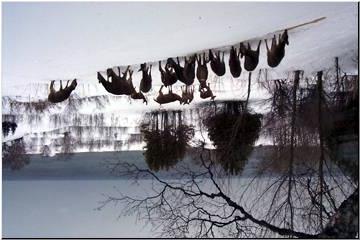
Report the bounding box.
[288,70,301,232]
[317,71,325,230]
[318,188,359,238]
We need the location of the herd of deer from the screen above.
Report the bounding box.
[48,30,289,104]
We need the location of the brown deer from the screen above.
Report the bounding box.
[48,79,77,103]
[159,61,177,91]
[139,63,152,93]
[199,82,216,100]
[265,30,289,68]
[167,57,186,84]
[99,67,147,104]
[183,55,196,86]
[240,40,261,72]
[98,66,133,95]
[125,68,148,105]
[196,53,209,82]
[209,49,226,76]
[229,46,242,78]
[181,85,194,105]
[154,85,183,105]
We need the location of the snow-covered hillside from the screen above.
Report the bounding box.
[2,2,358,154]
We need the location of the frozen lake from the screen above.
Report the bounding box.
[3,151,353,238]
[3,179,154,238]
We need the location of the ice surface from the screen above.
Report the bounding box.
[3,175,353,237]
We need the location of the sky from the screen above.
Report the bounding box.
[2,2,358,91]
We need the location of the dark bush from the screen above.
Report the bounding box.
[204,101,262,175]
[2,138,30,170]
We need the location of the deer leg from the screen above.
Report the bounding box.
[247,42,251,50]
[65,80,70,88]
[239,43,245,57]
[128,70,134,89]
[60,80,63,91]
[122,65,130,79]
[271,35,276,49]
[257,40,262,52]
[265,39,270,52]
[195,54,200,64]
[50,80,55,92]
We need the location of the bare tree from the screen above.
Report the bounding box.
[98,68,358,238]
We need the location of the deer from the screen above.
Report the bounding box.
[196,52,209,82]
[100,67,148,104]
[209,49,226,77]
[183,55,196,86]
[180,85,194,105]
[167,57,186,84]
[199,82,216,100]
[240,40,261,72]
[154,85,183,105]
[125,68,148,105]
[265,30,289,68]
[48,79,77,103]
[139,63,152,93]
[98,66,133,95]
[229,46,242,78]
[159,60,177,91]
